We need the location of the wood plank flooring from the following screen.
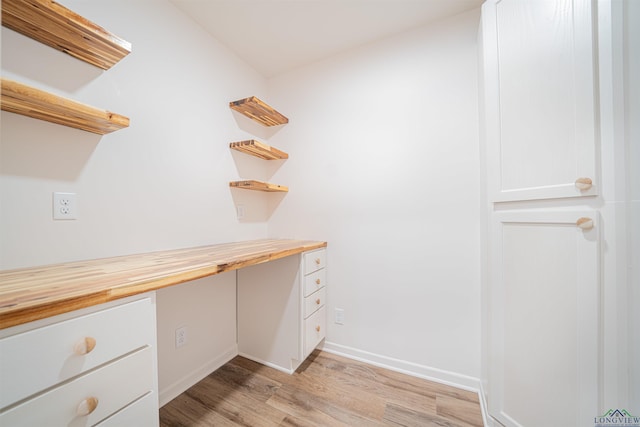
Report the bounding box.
[159,350,484,427]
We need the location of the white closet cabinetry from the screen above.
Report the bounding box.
[481,0,605,426]
[483,0,598,202]
[489,211,599,427]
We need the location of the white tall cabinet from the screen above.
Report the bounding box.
[480,0,633,426]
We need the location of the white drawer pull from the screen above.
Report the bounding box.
[316,298,321,305]
[576,217,594,230]
[76,397,99,416]
[315,258,321,265]
[315,278,321,285]
[575,177,593,190]
[73,337,97,355]
[315,325,321,332]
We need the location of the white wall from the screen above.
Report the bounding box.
[0,0,266,404]
[2,0,483,396]
[0,0,268,269]
[267,9,482,384]
[156,273,237,406]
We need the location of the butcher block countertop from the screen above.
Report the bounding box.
[0,239,327,329]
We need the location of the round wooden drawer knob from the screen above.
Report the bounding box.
[315,278,321,285]
[315,325,321,332]
[315,258,321,265]
[576,217,594,230]
[76,397,99,416]
[575,177,593,190]
[316,298,321,305]
[74,337,97,355]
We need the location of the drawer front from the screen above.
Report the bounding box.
[303,249,326,274]
[303,268,326,297]
[0,346,154,427]
[95,391,158,427]
[0,297,154,408]
[304,306,326,357]
[304,287,326,319]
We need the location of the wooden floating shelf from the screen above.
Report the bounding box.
[229,180,288,193]
[1,0,131,70]
[230,140,289,160]
[229,96,288,127]
[1,78,130,135]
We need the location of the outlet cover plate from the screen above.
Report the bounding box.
[53,192,77,220]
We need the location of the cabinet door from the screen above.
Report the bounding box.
[488,211,600,427]
[482,0,597,202]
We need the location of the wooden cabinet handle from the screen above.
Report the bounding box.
[315,325,321,332]
[73,337,97,355]
[576,217,594,230]
[315,278,321,285]
[316,298,321,305]
[575,177,593,190]
[76,397,99,416]
[315,258,321,265]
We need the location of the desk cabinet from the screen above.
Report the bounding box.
[238,248,327,373]
[0,294,158,426]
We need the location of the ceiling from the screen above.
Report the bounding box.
[170,0,483,78]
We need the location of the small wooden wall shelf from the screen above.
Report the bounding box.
[229,96,289,127]
[1,78,130,134]
[230,140,289,160]
[229,180,288,192]
[1,0,131,70]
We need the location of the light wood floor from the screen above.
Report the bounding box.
[159,350,484,427]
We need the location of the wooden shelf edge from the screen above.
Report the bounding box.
[1,0,131,70]
[229,180,289,193]
[229,96,289,127]
[1,78,130,135]
[230,140,289,160]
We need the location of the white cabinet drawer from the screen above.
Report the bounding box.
[0,297,154,408]
[303,249,326,274]
[0,346,154,427]
[95,391,158,427]
[303,268,326,297]
[304,305,326,357]
[304,287,326,319]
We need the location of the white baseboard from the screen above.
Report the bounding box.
[159,344,238,407]
[322,341,481,391]
[237,351,295,375]
[478,382,495,427]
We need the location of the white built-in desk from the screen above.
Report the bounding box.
[0,238,327,426]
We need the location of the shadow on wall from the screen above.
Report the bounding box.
[0,112,100,181]
[1,27,103,92]
[230,109,285,141]
[228,186,287,223]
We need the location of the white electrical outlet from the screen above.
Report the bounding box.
[175,326,187,348]
[236,204,245,220]
[53,192,77,220]
[335,308,345,325]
